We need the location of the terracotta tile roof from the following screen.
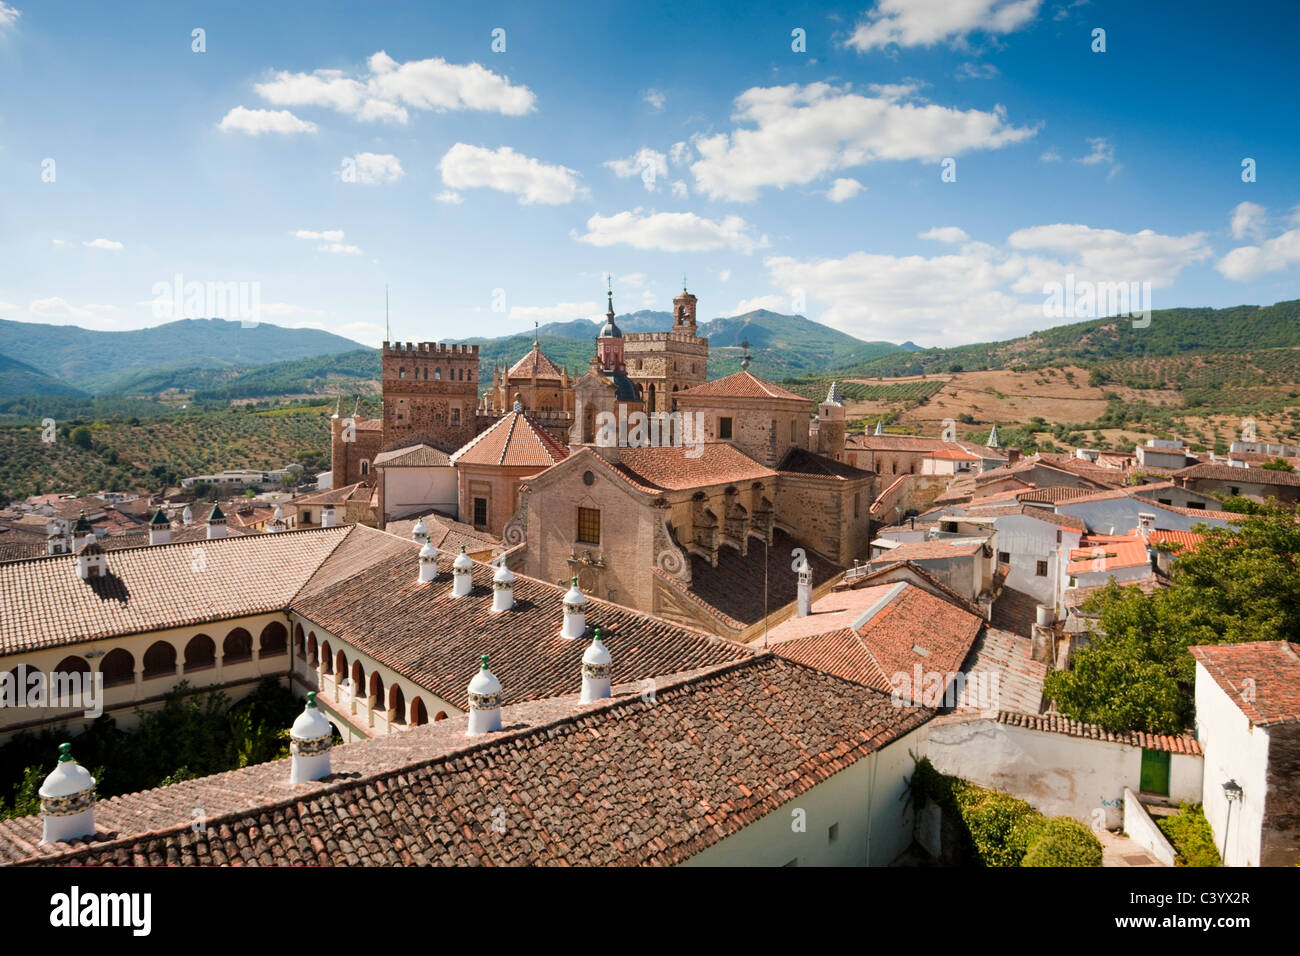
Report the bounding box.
[956,627,1045,714]
[775,448,874,480]
[450,408,570,469]
[1067,536,1150,574]
[1063,578,1160,609]
[1190,641,1300,726]
[846,435,1002,459]
[1157,503,1241,522]
[507,342,567,380]
[839,560,983,617]
[675,370,809,403]
[0,527,352,654]
[1018,507,1086,531]
[768,582,985,701]
[290,482,372,507]
[290,531,753,705]
[870,539,985,563]
[1175,462,1300,487]
[384,513,500,556]
[1017,486,1099,504]
[666,528,839,629]
[993,710,1202,754]
[0,655,933,867]
[1146,529,1204,550]
[990,585,1042,638]
[926,448,981,461]
[373,443,453,468]
[609,443,776,492]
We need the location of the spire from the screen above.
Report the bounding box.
[824,381,844,406]
[149,507,171,546]
[351,396,361,420]
[533,319,539,347]
[874,419,884,436]
[740,339,752,372]
[331,397,341,420]
[988,423,1000,448]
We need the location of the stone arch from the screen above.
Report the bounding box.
[294,623,305,657]
[320,641,333,674]
[351,659,365,696]
[184,634,216,672]
[7,665,45,699]
[389,683,406,725]
[306,632,318,667]
[99,647,135,687]
[223,627,253,664]
[259,621,288,657]
[434,710,448,722]
[360,460,370,477]
[369,671,384,709]
[410,697,428,726]
[143,640,177,679]
[335,649,347,678]
[54,655,90,677]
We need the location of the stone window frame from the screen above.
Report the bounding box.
[576,506,601,545]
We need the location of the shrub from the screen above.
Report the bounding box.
[1156,804,1221,867]
[1022,817,1104,867]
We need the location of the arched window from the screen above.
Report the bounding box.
[223,628,253,664]
[369,671,384,709]
[306,633,318,667]
[294,624,305,658]
[8,666,45,700]
[54,655,90,677]
[321,641,333,674]
[410,697,428,726]
[399,367,406,379]
[143,641,177,679]
[100,648,135,687]
[434,710,448,722]
[389,684,406,724]
[260,621,288,657]
[360,460,370,476]
[435,367,442,380]
[351,660,365,697]
[184,634,216,672]
[336,649,347,680]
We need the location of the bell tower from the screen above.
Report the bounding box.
[672,286,698,330]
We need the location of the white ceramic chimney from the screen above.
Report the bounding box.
[561,576,588,639]
[418,540,439,583]
[321,504,337,528]
[289,691,333,784]
[38,743,96,845]
[580,628,612,703]
[796,555,812,617]
[467,654,502,736]
[451,545,473,598]
[75,540,107,580]
[491,559,516,612]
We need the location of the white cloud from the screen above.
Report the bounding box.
[0,3,19,30]
[439,143,586,205]
[1039,147,1062,162]
[759,221,1210,344]
[346,152,404,184]
[730,295,788,315]
[219,106,317,135]
[509,301,602,321]
[293,229,360,254]
[575,209,767,254]
[718,270,732,282]
[339,321,386,346]
[82,238,123,251]
[669,141,690,165]
[1217,226,1300,281]
[957,61,1000,80]
[846,0,1043,51]
[826,178,865,202]
[28,298,121,325]
[919,226,969,243]
[0,301,17,312]
[434,190,464,205]
[605,147,669,191]
[253,51,535,124]
[867,82,926,101]
[1075,136,1114,166]
[670,180,688,198]
[1229,201,1267,241]
[617,272,648,288]
[643,89,666,111]
[51,239,70,247]
[690,82,1037,201]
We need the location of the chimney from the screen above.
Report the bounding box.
[289,692,333,784]
[795,554,812,617]
[411,516,429,543]
[561,576,588,639]
[418,540,439,583]
[466,654,502,736]
[149,507,171,545]
[72,510,95,549]
[1006,448,1021,465]
[268,504,286,532]
[451,545,473,597]
[491,558,515,612]
[38,743,96,845]
[75,539,107,580]
[206,503,227,540]
[46,521,71,555]
[321,504,337,528]
[1137,512,1156,540]
[580,628,612,703]
[182,504,193,527]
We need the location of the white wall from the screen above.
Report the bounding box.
[992,515,1070,608]
[1123,787,1177,866]
[922,718,1202,829]
[1059,499,1229,535]
[383,466,458,521]
[681,722,928,866]
[1194,661,1269,867]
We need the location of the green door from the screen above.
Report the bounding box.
[1140,749,1171,796]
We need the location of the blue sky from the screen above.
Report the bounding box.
[1,0,1297,350]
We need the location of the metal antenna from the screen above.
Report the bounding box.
[385,284,390,343]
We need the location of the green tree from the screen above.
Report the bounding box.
[1045,506,1300,734]
[69,426,93,450]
